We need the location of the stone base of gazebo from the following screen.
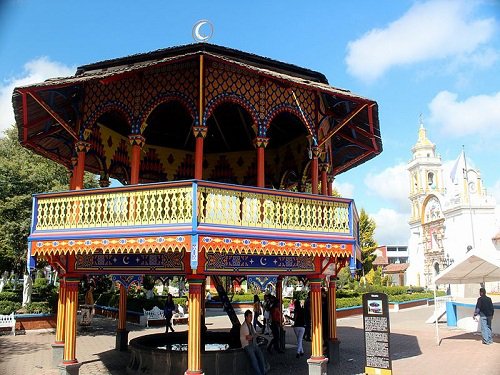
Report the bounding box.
[116,329,129,351]
[307,357,328,375]
[51,343,64,368]
[327,338,340,364]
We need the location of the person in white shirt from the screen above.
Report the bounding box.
[240,309,267,375]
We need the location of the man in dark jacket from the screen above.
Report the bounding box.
[473,288,494,345]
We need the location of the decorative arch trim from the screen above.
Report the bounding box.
[203,93,260,131]
[81,101,133,138]
[137,92,198,134]
[263,103,317,144]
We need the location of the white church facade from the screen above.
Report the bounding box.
[405,124,498,295]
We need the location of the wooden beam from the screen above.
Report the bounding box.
[318,103,368,148]
[27,91,78,140]
[333,150,374,175]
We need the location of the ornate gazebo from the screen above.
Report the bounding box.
[12,43,382,375]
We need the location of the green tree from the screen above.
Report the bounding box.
[0,125,98,274]
[359,208,378,277]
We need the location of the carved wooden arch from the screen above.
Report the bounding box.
[203,93,260,133]
[108,161,130,185]
[80,101,134,139]
[263,103,317,144]
[85,149,107,176]
[137,92,198,135]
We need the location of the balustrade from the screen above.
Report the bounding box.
[33,181,353,235]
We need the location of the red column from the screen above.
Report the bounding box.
[320,163,329,196]
[74,141,90,190]
[193,126,207,180]
[327,175,334,196]
[185,275,205,375]
[328,278,337,340]
[128,135,145,185]
[254,137,269,188]
[62,277,80,365]
[118,284,127,331]
[311,147,319,194]
[276,276,283,324]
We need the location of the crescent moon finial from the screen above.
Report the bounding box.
[192,19,214,43]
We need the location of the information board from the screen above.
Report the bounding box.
[363,293,392,375]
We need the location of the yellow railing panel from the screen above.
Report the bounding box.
[198,186,350,233]
[35,187,193,230]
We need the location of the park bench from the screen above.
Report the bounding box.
[143,306,165,327]
[0,313,16,335]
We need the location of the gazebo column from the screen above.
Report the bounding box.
[193,126,207,180]
[327,277,340,364]
[116,284,129,351]
[186,275,205,375]
[320,162,329,196]
[51,278,66,368]
[74,141,90,190]
[69,157,78,190]
[307,276,328,375]
[129,135,145,184]
[254,137,269,188]
[311,147,319,194]
[59,277,81,374]
[327,175,334,196]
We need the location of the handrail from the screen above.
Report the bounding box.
[32,180,353,234]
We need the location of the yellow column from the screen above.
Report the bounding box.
[62,278,79,364]
[309,277,325,360]
[328,279,337,340]
[185,275,205,375]
[55,279,67,344]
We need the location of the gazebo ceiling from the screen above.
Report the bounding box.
[12,43,382,184]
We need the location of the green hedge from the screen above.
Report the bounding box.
[25,301,52,314]
[0,291,20,302]
[0,301,21,314]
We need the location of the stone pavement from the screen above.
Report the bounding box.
[0,305,498,375]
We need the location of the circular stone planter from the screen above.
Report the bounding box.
[127,331,268,375]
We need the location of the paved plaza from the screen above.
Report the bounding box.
[0,305,498,375]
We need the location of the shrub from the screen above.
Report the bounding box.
[25,302,52,314]
[336,297,362,309]
[0,291,20,302]
[0,300,21,314]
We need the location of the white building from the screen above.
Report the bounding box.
[406,123,498,295]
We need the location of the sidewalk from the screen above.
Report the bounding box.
[0,305,498,374]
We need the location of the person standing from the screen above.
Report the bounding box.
[240,310,267,375]
[473,287,494,345]
[253,295,264,331]
[164,293,176,333]
[303,292,311,341]
[287,298,306,358]
[267,296,284,354]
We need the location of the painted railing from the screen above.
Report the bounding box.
[32,180,354,235]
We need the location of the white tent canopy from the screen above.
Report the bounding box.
[434,250,500,285]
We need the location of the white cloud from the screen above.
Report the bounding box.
[0,57,74,135]
[371,208,409,245]
[333,180,354,198]
[428,90,500,137]
[364,163,410,213]
[345,0,495,82]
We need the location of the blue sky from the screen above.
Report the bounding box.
[1,0,499,245]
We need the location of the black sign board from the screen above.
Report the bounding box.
[363,293,392,375]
